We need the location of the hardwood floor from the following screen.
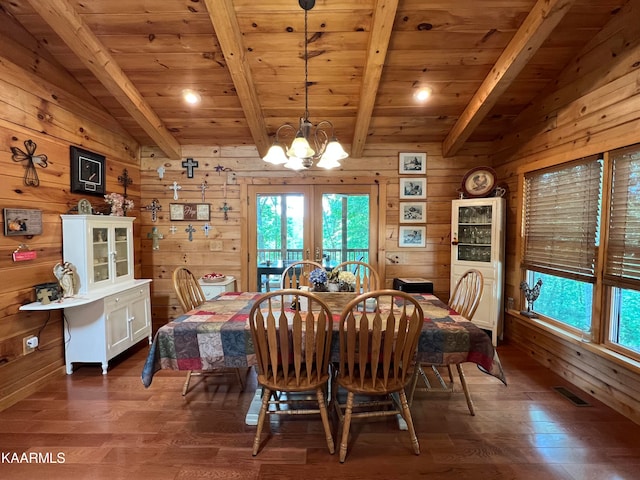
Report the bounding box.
[1,342,639,479]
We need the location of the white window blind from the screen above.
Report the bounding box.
[605,144,640,288]
[523,156,602,281]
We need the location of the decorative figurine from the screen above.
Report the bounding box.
[53,262,78,298]
[520,279,543,318]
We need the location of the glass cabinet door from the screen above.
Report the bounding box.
[456,205,492,262]
[114,227,129,278]
[92,227,111,283]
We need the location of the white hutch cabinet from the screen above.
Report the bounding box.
[20,215,152,374]
[451,197,505,345]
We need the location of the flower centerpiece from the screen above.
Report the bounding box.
[327,268,341,292]
[309,268,328,292]
[338,270,356,292]
[104,193,134,216]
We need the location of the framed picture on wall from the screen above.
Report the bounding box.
[70,146,106,196]
[400,202,426,223]
[399,152,426,174]
[399,226,426,247]
[399,178,426,199]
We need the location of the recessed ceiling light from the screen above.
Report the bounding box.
[182,89,201,105]
[414,87,432,102]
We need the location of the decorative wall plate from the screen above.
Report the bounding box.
[461,166,497,198]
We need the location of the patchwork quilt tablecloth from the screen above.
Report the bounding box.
[141,292,506,387]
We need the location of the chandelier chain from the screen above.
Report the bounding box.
[304,7,309,119]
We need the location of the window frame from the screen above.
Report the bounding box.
[517,145,640,363]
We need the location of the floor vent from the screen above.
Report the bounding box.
[553,386,590,406]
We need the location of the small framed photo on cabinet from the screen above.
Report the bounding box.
[399,226,426,247]
[400,202,426,223]
[399,152,426,174]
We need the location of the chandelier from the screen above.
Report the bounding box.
[262,0,349,170]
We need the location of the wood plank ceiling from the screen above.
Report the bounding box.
[0,0,625,159]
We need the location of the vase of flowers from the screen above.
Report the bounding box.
[338,271,356,292]
[327,268,340,292]
[104,193,134,216]
[309,268,328,292]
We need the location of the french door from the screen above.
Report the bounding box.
[247,184,378,291]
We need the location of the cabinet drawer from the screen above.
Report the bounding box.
[105,284,150,308]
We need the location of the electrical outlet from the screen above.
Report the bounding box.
[23,335,38,355]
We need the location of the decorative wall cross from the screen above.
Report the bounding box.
[182,157,198,178]
[202,222,212,237]
[200,180,208,202]
[118,169,133,197]
[169,181,182,200]
[185,224,196,241]
[11,139,48,187]
[145,198,162,222]
[169,225,178,234]
[220,202,232,221]
[147,226,164,250]
[157,166,165,179]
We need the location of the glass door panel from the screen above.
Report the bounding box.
[456,205,493,263]
[92,226,110,283]
[114,227,129,278]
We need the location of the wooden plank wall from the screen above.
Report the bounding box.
[491,0,640,424]
[140,143,491,333]
[0,12,141,410]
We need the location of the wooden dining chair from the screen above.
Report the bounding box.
[279,260,323,289]
[248,289,335,456]
[333,289,423,463]
[333,260,380,292]
[172,267,245,395]
[409,268,484,415]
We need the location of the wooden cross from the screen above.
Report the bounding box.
[220,202,232,221]
[182,157,198,178]
[145,198,162,222]
[147,226,164,250]
[169,225,178,234]
[169,181,182,200]
[185,224,196,241]
[202,222,212,237]
[118,169,133,197]
[157,166,165,179]
[36,288,53,305]
[200,180,208,202]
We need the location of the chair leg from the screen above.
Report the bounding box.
[235,368,247,391]
[398,389,420,455]
[456,363,475,416]
[182,370,193,396]
[316,388,335,454]
[252,387,271,456]
[339,392,355,463]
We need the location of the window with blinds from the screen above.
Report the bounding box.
[523,156,602,282]
[606,144,640,289]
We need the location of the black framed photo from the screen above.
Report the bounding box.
[70,146,106,196]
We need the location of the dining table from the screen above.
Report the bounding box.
[142,291,506,424]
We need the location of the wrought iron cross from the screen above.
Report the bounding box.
[118,169,133,198]
[147,226,164,250]
[145,198,162,222]
[185,224,196,241]
[220,202,232,221]
[11,139,48,187]
[182,157,198,178]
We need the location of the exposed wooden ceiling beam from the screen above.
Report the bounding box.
[26,0,182,160]
[350,0,399,159]
[442,0,576,158]
[204,0,270,157]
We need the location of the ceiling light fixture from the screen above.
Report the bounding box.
[414,87,432,102]
[262,0,348,170]
[182,89,201,105]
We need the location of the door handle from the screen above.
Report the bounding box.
[314,247,321,262]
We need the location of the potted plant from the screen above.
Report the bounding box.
[309,268,328,292]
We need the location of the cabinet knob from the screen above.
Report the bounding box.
[128,316,135,322]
